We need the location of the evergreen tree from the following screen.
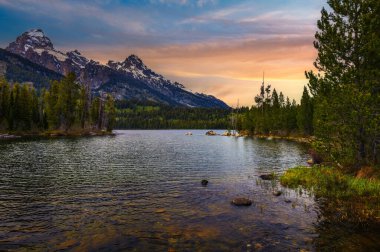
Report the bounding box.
[306,0,380,166]
[0,78,11,129]
[105,95,116,132]
[297,86,314,135]
[57,72,80,131]
[44,80,60,129]
[91,97,100,129]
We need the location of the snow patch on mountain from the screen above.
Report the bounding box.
[5,29,230,108]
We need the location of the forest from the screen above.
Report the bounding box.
[114,100,230,129]
[240,0,380,169]
[237,85,312,137]
[0,73,115,134]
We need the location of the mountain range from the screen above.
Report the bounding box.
[1,29,229,108]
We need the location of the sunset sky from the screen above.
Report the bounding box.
[0,0,326,106]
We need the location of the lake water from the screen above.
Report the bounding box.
[0,130,379,251]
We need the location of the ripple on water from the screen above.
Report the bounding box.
[0,130,378,251]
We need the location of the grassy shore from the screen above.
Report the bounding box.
[280,165,380,222]
[280,165,380,198]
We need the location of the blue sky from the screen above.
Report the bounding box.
[0,0,326,106]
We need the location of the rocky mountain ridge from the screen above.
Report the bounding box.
[4,29,229,108]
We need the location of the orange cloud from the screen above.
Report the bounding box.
[76,36,316,106]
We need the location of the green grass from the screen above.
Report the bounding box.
[280,166,380,198]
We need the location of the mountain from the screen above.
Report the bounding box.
[5,29,229,108]
[0,48,63,89]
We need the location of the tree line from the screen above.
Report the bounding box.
[239,84,313,136]
[240,0,380,168]
[0,73,115,133]
[115,100,230,129]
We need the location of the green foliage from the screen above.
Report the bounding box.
[281,166,380,198]
[307,0,380,167]
[0,74,116,133]
[297,86,314,135]
[114,100,230,129]
[240,83,305,136]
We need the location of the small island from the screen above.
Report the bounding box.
[0,73,116,138]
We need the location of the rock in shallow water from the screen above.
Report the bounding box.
[231,198,252,206]
[259,174,275,180]
[273,190,282,196]
[201,179,208,186]
[205,130,217,136]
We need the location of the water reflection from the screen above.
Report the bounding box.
[0,130,378,251]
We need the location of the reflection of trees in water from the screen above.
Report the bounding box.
[313,197,380,251]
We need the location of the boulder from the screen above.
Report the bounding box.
[201,179,208,186]
[273,191,282,196]
[309,149,323,164]
[259,174,275,180]
[205,130,217,136]
[231,198,252,206]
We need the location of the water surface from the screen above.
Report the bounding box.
[0,130,378,251]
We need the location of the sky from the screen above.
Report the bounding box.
[0,0,326,106]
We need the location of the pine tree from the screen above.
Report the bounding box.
[56,73,80,131]
[297,86,314,135]
[0,78,11,130]
[306,0,380,166]
[105,95,116,132]
[44,80,60,129]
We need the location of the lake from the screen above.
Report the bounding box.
[0,130,379,251]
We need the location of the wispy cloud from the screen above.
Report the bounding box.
[0,0,148,35]
[149,0,217,7]
[0,0,326,105]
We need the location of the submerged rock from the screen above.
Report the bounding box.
[259,174,275,180]
[284,199,292,203]
[273,191,282,196]
[201,179,208,186]
[254,243,263,250]
[231,198,252,206]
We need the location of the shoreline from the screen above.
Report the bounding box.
[0,130,114,140]
[280,165,380,222]
[236,130,314,144]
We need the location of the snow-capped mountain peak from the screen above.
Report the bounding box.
[7,28,54,54]
[4,29,229,109]
[107,54,185,89]
[66,50,89,69]
[6,29,91,75]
